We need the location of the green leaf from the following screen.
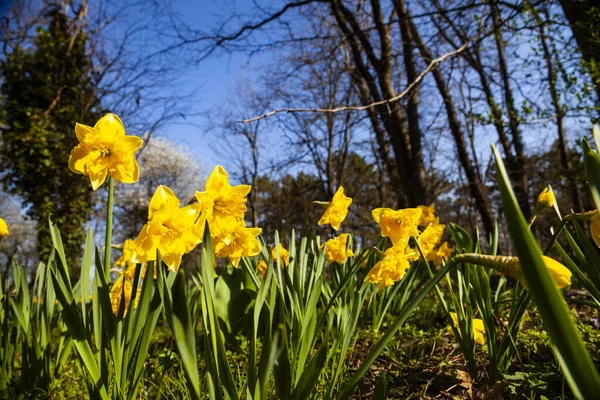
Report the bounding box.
[583,138,600,212]
[493,144,600,399]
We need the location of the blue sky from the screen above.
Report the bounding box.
[150,1,264,167]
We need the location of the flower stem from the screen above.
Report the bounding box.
[104,177,115,275]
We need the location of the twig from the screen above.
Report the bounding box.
[240,41,469,123]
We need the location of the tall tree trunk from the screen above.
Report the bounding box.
[559,0,600,103]
[533,3,584,212]
[407,16,496,237]
[490,0,531,219]
[329,0,427,207]
[394,0,427,204]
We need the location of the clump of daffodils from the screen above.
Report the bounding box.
[195,166,262,267]
[366,204,452,289]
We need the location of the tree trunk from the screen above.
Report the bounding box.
[408,16,496,237]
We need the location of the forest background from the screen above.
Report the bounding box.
[1,0,599,278]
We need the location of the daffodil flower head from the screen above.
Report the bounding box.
[371,207,421,246]
[257,260,268,279]
[430,242,453,265]
[114,239,137,268]
[132,185,205,272]
[323,234,354,265]
[318,187,352,231]
[465,254,572,290]
[213,220,262,267]
[0,217,8,239]
[195,165,251,237]
[109,274,141,316]
[449,312,485,345]
[417,223,445,260]
[271,244,290,267]
[365,244,416,289]
[417,204,438,227]
[69,113,143,190]
[535,186,555,212]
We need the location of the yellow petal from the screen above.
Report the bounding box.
[162,253,182,272]
[74,122,97,142]
[205,165,229,192]
[89,165,108,191]
[149,185,180,218]
[116,135,144,155]
[94,113,125,142]
[0,218,9,239]
[110,157,140,183]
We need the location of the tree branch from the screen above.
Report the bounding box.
[240,41,469,123]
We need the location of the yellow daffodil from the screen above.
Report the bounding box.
[500,255,571,289]
[449,312,485,345]
[114,239,136,268]
[0,217,8,239]
[456,254,571,290]
[195,165,251,237]
[418,223,445,260]
[430,242,453,264]
[371,207,421,246]
[132,185,204,272]
[591,213,600,248]
[257,260,268,279]
[535,186,555,212]
[323,234,354,265]
[417,204,438,227]
[365,244,417,289]
[109,274,141,316]
[214,220,262,267]
[69,113,143,190]
[271,244,290,267]
[317,187,352,231]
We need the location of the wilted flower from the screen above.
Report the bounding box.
[271,244,290,267]
[323,234,354,265]
[132,185,204,272]
[69,113,143,190]
[317,187,352,231]
[417,204,438,227]
[195,165,250,237]
[257,260,268,279]
[0,217,8,239]
[449,312,485,345]
[365,244,417,289]
[213,220,262,267]
[371,207,421,246]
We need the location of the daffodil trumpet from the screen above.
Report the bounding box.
[453,253,571,290]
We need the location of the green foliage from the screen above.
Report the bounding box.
[0,6,101,276]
